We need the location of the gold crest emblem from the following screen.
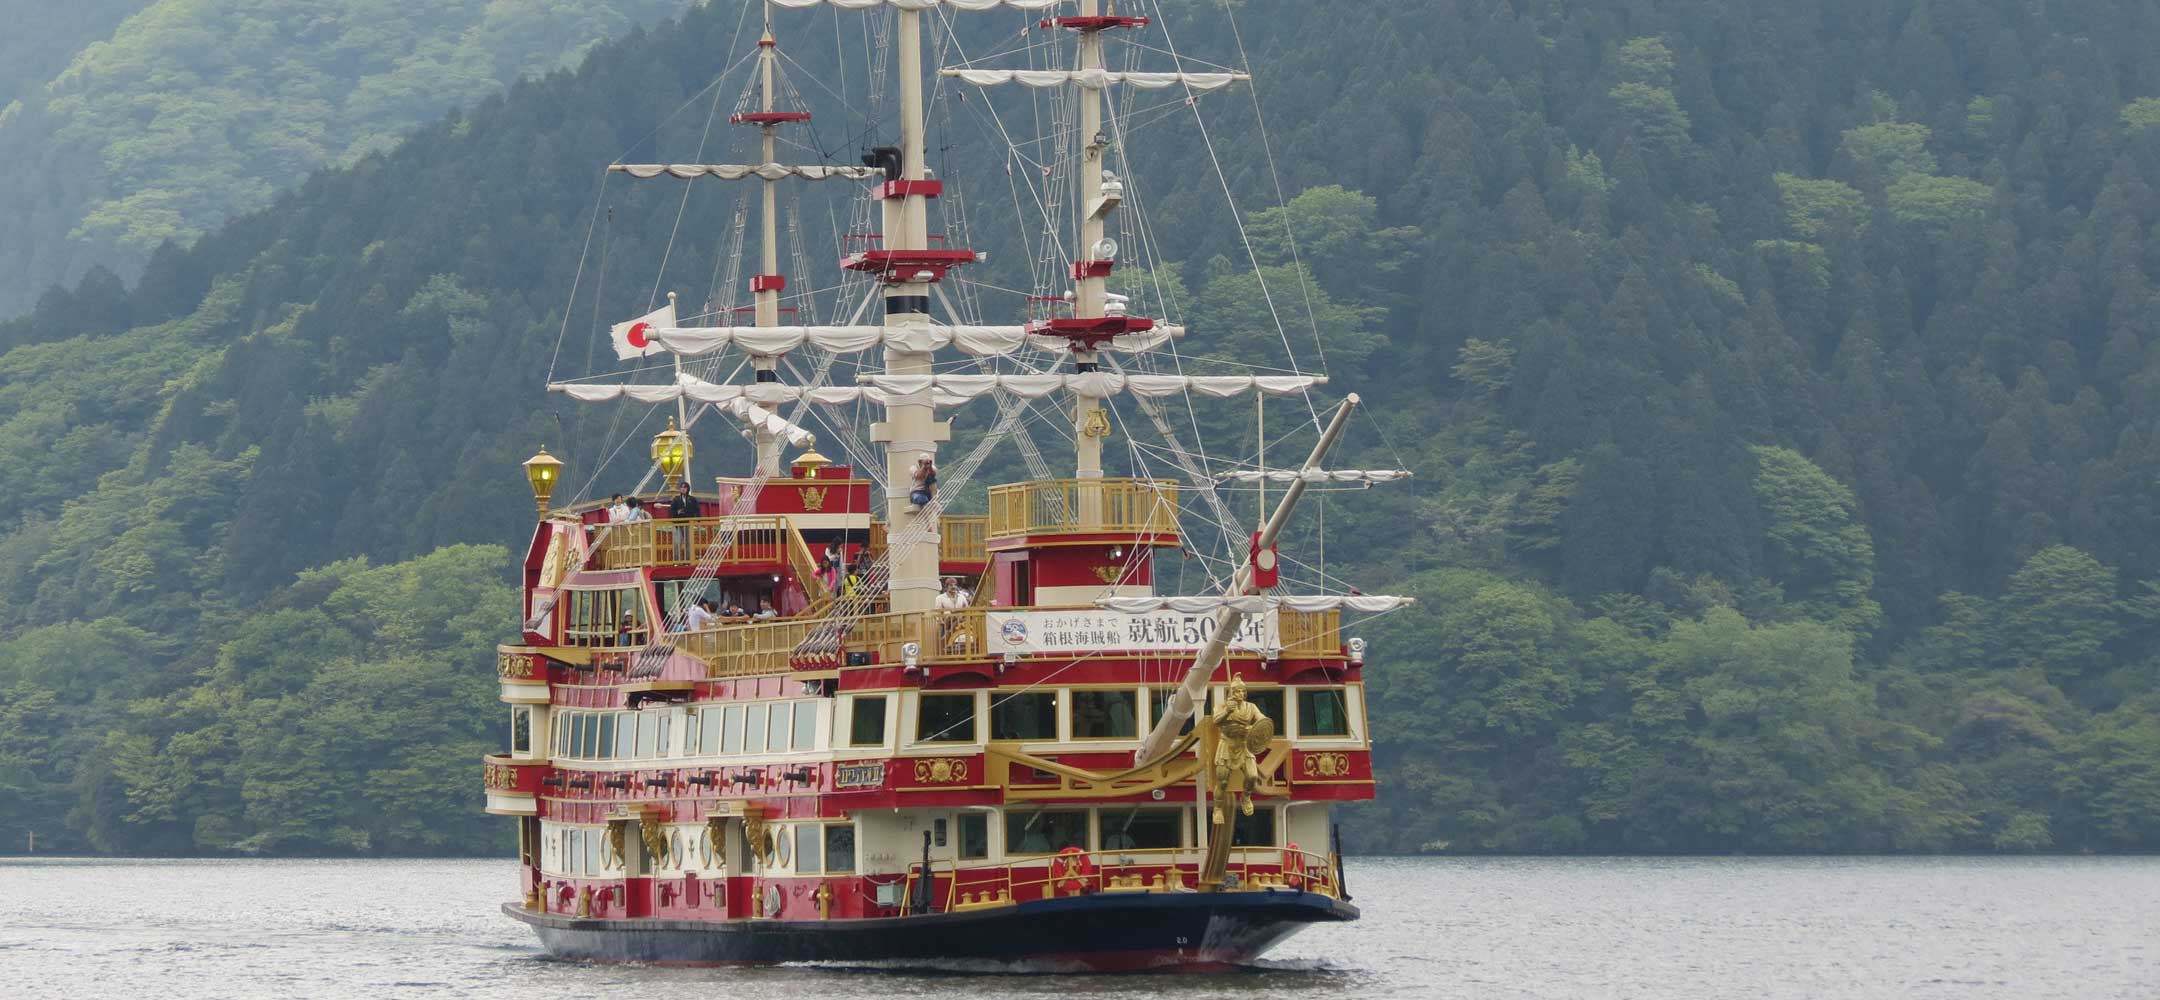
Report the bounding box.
[1080,406,1112,439]
[800,486,829,511]
[1092,565,1124,584]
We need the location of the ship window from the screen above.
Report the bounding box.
[1240,688,1285,733]
[1297,688,1352,737]
[700,708,722,755]
[916,694,977,743]
[510,707,532,754]
[682,711,699,756]
[560,587,644,647]
[824,824,856,874]
[1102,808,1181,851]
[990,692,1057,740]
[1070,689,1138,740]
[722,705,745,754]
[1230,807,1277,847]
[635,713,659,758]
[566,829,581,874]
[613,713,636,759]
[792,701,817,751]
[794,824,822,874]
[560,714,579,758]
[847,695,889,747]
[766,702,792,753]
[744,703,767,754]
[1006,810,1088,855]
[957,813,991,860]
[1148,689,1198,735]
[596,714,617,760]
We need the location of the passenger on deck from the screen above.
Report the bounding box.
[907,454,937,512]
[820,541,845,591]
[684,598,719,630]
[664,482,698,558]
[616,612,642,646]
[934,576,971,610]
[754,597,778,620]
[723,599,747,618]
[607,494,631,523]
[623,498,652,523]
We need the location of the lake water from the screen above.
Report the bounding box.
[0,855,2152,999]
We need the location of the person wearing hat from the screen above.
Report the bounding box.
[934,576,970,610]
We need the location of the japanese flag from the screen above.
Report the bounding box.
[610,302,675,361]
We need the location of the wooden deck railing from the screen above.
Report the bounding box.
[586,517,784,570]
[985,479,1180,540]
[941,515,988,564]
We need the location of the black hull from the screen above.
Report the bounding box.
[505,890,1357,971]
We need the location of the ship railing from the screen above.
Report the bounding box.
[985,478,1180,540]
[586,516,786,570]
[664,604,1341,677]
[899,846,1342,915]
[865,514,990,567]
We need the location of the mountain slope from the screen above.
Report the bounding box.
[0,0,700,319]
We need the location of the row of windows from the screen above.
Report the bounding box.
[552,709,674,761]
[531,688,1354,764]
[944,806,1277,859]
[844,686,1354,747]
[685,700,821,756]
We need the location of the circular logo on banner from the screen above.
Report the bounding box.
[626,322,651,348]
[1000,619,1029,647]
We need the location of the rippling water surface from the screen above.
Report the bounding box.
[1,855,2154,999]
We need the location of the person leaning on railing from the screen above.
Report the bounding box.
[664,481,697,560]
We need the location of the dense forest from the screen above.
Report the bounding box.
[0,0,700,318]
[2,0,2159,856]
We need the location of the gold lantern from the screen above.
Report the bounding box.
[651,417,692,491]
[522,446,564,514]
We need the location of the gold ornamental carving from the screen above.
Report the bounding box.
[800,486,829,511]
[603,821,627,871]
[814,882,833,920]
[496,650,540,680]
[1080,406,1112,439]
[576,885,593,918]
[640,820,668,867]
[1302,752,1350,779]
[743,813,774,865]
[1207,676,1274,825]
[913,757,969,784]
[1092,565,1124,584]
[483,761,520,790]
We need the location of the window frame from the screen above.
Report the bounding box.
[1004,808,1091,856]
[1067,687,1141,741]
[847,694,890,748]
[915,693,979,744]
[1294,686,1353,738]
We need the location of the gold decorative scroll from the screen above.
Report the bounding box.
[912,757,969,784]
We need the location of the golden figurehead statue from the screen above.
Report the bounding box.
[1208,676,1274,825]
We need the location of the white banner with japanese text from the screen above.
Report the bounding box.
[983,608,1279,655]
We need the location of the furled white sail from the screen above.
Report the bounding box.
[942,69,1250,90]
[610,163,882,181]
[647,323,1181,358]
[1097,595,1415,615]
[1215,469,1414,484]
[856,372,1323,400]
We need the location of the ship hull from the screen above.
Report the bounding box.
[505,890,1356,971]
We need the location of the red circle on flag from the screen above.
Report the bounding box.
[627,322,651,348]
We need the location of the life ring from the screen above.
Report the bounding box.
[1282,842,1305,889]
[1053,846,1094,894]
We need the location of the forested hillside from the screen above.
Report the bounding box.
[0,0,699,318]
[3,0,2159,856]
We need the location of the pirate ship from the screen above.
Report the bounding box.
[484,0,1411,969]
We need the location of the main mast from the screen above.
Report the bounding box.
[749,6,788,476]
[873,5,945,613]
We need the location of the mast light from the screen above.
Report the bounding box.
[651,417,692,490]
[522,446,564,514]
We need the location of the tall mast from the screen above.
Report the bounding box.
[1072,0,1111,501]
[750,4,785,476]
[875,5,946,614]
